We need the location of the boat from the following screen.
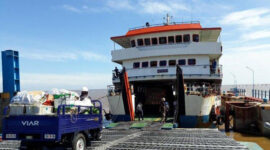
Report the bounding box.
[107,14,223,127]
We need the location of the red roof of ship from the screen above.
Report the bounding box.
[111,23,221,39]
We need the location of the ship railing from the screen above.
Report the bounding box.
[112,65,222,80]
[111,41,222,51]
[107,85,121,96]
[129,21,200,31]
[186,86,221,96]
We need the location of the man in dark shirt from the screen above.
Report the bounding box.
[114,67,119,78]
[136,102,144,121]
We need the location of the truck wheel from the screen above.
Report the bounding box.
[95,130,102,141]
[91,129,102,141]
[72,133,86,150]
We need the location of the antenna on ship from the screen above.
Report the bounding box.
[163,13,173,25]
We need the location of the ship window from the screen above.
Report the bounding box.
[133,62,140,68]
[150,61,157,67]
[137,39,144,46]
[193,34,199,42]
[176,35,182,43]
[183,34,190,42]
[168,36,174,43]
[169,60,176,66]
[144,38,151,46]
[188,59,196,65]
[159,60,167,66]
[159,37,167,44]
[178,59,186,65]
[142,61,149,68]
[131,40,136,47]
[151,37,158,45]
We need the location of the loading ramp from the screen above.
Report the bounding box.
[0,127,249,149]
[90,128,248,150]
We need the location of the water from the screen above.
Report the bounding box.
[222,131,270,149]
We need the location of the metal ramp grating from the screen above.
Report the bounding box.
[0,128,249,149]
[91,128,248,150]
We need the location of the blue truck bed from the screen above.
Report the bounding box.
[2,100,102,143]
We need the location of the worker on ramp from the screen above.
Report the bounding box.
[160,97,168,123]
[136,102,144,121]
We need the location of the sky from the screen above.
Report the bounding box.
[1,0,270,90]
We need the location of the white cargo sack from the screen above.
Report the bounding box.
[51,88,80,109]
[11,91,45,105]
[11,91,35,104]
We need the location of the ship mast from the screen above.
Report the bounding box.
[164,13,172,25]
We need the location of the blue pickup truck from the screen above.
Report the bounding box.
[2,100,103,150]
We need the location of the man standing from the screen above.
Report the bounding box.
[160,97,167,123]
[136,102,144,121]
[80,86,92,104]
[114,67,119,78]
[211,59,217,74]
[78,86,93,113]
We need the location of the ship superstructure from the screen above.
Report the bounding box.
[108,15,222,127]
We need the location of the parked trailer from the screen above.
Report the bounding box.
[2,100,103,150]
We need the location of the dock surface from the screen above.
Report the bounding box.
[0,127,248,149]
[90,128,247,150]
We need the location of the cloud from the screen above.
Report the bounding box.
[0,72,112,91]
[240,30,270,41]
[226,44,270,52]
[79,51,110,62]
[62,4,82,13]
[221,43,270,85]
[19,73,112,90]
[138,0,189,14]
[220,8,270,29]
[61,0,189,15]
[61,1,135,14]
[106,0,134,10]
[21,51,78,62]
[20,50,109,62]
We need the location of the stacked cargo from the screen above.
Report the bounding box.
[8,89,83,115]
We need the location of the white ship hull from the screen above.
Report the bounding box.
[108,92,221,127]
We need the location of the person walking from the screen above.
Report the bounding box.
[165,100,170,121]
[136,102,144,121]
[160,97,167,123]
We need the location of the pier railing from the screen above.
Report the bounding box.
[129,21,200,31]
[226,87,270,101]
[252,89,270,100]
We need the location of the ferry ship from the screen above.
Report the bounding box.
[107,15,222,127]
